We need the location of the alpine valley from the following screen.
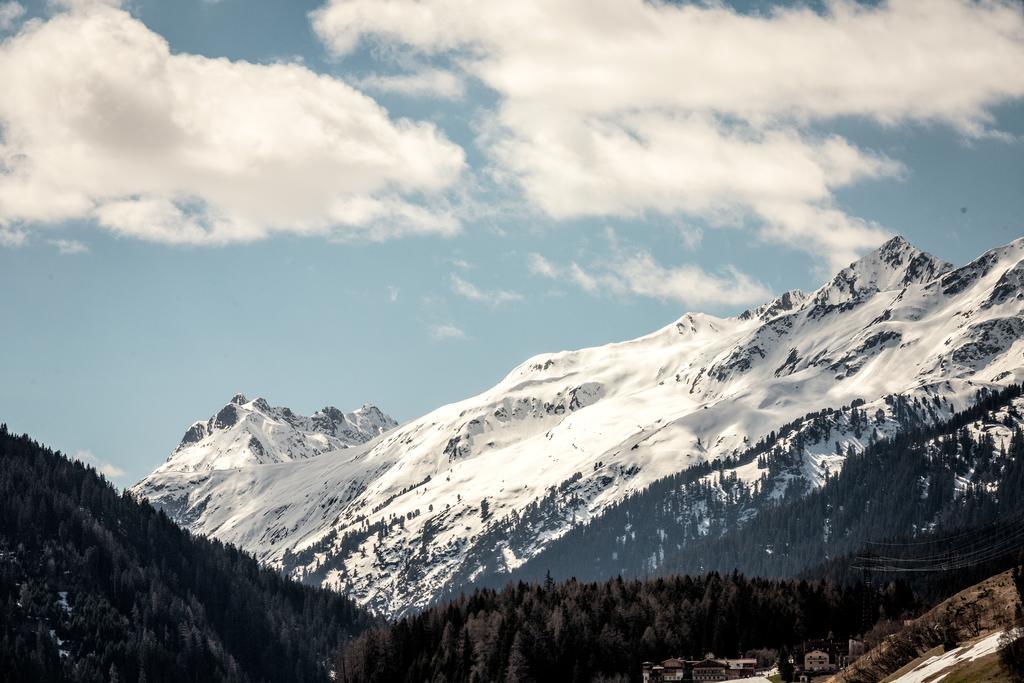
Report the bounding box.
[132,236,1024,617]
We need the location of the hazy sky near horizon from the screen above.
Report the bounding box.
[1,0,1023,482]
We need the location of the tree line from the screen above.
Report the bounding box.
[337,570,915,683]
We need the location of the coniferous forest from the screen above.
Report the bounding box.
[0,425,375,683]
[335,571,915,683]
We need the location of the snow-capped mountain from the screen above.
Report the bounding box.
[151,394,396,473]
[133,236,1024,616]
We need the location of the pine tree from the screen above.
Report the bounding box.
[505,631,531,683]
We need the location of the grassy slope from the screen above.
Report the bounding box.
[879,642,1008,683]
[940,652,1009,683]
[834,569,1018,683]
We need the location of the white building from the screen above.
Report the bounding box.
[804,649,831,672]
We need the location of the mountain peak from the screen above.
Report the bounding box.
[852,235,951,284]
[739,289,807,322]
[878,234,910,251]
[315,403,398,435]
[816,235,952,308]
[161,396,397,472]
[354,403,388,418]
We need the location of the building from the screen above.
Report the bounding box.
[641,653,765,680]
[726,658,758,678]
[804,649,831,672]
[661,658,686,681]
[641,658,685,682]
[845,638,867,665]
[641,636,865,681]
[641,662,663,683]
[799,636,865,672]
[691,656,730,681]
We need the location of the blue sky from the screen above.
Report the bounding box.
[0,0,1022,482]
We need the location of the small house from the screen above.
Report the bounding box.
[804,649,831,672]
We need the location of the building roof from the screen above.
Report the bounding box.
[693,659,728,668]
[728,658,757,666]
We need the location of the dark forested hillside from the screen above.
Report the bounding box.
[337,571,916,683]
[490,385,1024,593]
[0,425,375,683]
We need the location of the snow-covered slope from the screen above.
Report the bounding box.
[133,236,1024,616]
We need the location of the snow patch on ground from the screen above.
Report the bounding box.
[890,631,1005,683]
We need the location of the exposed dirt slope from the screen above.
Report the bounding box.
[833,569,1018,683]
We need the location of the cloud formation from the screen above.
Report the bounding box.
[48,238,89,255]
[355,67,465,100]
[0,2,23,31]
[528,249,773,309]
[678,226,703,251]
[314,0,1024,266]
[0,4,465,245]
[429,323,466,340]
[74,449,125,481]
[450,273,522,305]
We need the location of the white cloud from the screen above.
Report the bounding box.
[48,238,89,254]
[0,226,26,246]
[387,285,400,302]
[450,273,522,305]
[355,67,465,100]
[526,252,557,278]
[74,449,126,480]
[313,0,1024,266]
[315,0,1024,129]
[612,253,773,308]
[429,323,466,339]
[490,111,901,268]
[567,262,601,294]
[48,0,124,8]
[0,2,24,31]
[529,249,772,308]
[0,4,465,245]
[678,225,703,251]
